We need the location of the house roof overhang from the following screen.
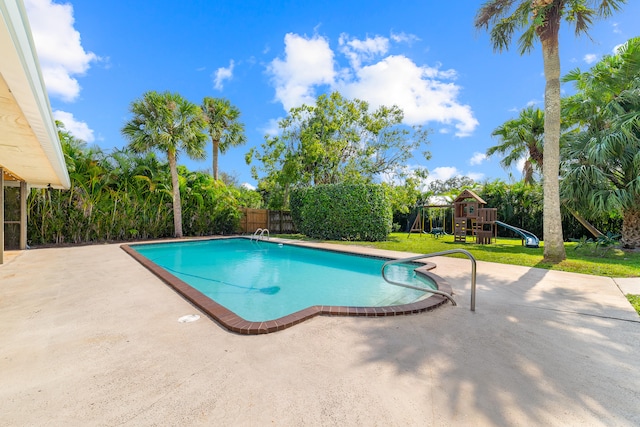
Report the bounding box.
[0,0,70,189]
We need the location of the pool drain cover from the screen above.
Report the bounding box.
[178,314,200,323]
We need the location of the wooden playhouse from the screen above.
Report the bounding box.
[453,189,497,244]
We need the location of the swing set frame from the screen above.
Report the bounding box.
[407,204,454,238]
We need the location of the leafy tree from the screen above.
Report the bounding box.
[383,177,425,215]
[488,106,544,184]
[202,97,247,180]
[233,186,263,209]
[475,0,626,262]
[122,91,207,237]
[255,179,288,210]
[247,91,430,207]
[561,37,640,248]
[426,176,477,196]
[218,171,240,187]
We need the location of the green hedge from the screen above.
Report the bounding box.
[291,184,392,241]
[289,186,309,230]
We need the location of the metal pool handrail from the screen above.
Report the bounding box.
[250,228,270,241]
[381,249,477,311]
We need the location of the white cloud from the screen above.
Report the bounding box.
[267,33,336,111]
[53,110,94,142]
[613,43,625,54]
[516,157,527,175]
[428,166,459,183]
[469,152,487,166]
[466,172,484,181]
[583,53,598,64]
[338,55,478,136]
[612,22,621,34]
[390,31,420,45]
[511,99,539,112]
[261,118,282,137]
[424,166,483,186]
[25,0,98,102]
[241,182,256,190]
[339,34,389,69]
[213,60,235,90]
[267,32,478,137]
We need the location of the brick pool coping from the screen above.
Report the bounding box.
[121,238,454,335]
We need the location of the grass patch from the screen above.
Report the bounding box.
[275,232,640,278]
[627,295,640,314]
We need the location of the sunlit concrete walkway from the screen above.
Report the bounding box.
[1,241,639,426]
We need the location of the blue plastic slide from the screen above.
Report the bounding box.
[495,221,540,248]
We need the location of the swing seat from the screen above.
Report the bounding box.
[430,227,445,238]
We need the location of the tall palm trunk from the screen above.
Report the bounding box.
[540,18,566,262]
[621,207,640,248]
[168,150,183,238]
[211,136,220,180]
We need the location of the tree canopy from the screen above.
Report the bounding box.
[426,176,478,197]
[488,106,545,184]
[202,97,247,180]
[246,92,430,208]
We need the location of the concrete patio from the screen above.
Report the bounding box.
[1,241,639,426]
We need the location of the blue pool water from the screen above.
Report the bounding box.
[132,238,436,322]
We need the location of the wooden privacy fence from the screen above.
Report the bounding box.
[239,208,267,233]
[239,208,297,234]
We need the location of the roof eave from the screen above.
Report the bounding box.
[0,0,70,189]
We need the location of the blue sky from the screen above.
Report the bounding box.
[24,0,640,188]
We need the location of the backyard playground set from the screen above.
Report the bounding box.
[408,190,540,248]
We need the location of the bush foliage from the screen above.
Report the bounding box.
[477,180,622,240]
[26,138,256,246]
[291,184,392,241]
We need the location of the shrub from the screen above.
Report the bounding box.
[570,232,621,257]
[291,184,392,241]
[289,186,310,230]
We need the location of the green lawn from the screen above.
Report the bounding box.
[627,294,640,313]
[276,232,640,278]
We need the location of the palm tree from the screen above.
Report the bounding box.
[488,106,544,184]
[489,107,604,237]
[201,97,247,180]
[122,91,207,238]
[474,0,626,262]
[561,37,640,248]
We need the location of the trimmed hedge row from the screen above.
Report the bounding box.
[290,184,392,241]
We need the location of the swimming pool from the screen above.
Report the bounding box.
[122,238,452,334]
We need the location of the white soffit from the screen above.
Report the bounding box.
[0,0,70,189]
